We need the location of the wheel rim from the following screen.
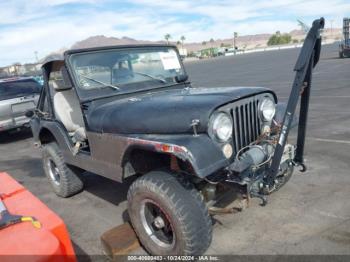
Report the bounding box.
[47,159,61,186]
[140,199,175,249]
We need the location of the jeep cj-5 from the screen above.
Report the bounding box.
[27,18,325,255]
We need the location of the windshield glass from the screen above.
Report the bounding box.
[0,79,41,101]
[69,46,185,99]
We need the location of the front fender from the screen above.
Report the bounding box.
[126,134,230,178]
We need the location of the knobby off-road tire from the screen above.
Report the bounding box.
[127,170,212,255]
[42,142,84,197]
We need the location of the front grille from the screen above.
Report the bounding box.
[227,98,262,154]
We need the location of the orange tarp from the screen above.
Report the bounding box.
[0,172,76,262]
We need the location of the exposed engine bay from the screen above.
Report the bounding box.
[226,133,295,204]
[201,124,296,208]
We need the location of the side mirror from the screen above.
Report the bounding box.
[25,110,34,118]
[175,74,189,83]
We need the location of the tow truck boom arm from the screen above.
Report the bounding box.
[266,17,325,186]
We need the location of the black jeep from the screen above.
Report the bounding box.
[28,19,324,255]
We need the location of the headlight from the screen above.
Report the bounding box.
[211,112,232,142]
[260,98,276,122]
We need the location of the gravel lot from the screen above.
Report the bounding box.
[0,43,349,259]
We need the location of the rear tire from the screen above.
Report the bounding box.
[42,142,84,197]
[127,170,212,255]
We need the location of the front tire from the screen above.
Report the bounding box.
[127,170,212,255]
[42,142,84,197]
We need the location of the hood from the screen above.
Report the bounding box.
[87,86,274,134]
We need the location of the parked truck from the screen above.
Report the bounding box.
[339,17,350,58]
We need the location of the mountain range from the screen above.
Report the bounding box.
[41,28,341,63]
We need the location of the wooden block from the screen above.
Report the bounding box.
[101,222,141,258]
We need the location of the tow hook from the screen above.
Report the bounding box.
[298,163,307,172]
[292,161,307,173]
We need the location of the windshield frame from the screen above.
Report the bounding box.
[65,45,189,102]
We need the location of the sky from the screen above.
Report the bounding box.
[0,0,349,67]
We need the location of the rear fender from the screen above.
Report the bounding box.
[36,120,73,152]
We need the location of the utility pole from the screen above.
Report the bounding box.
[233,32,238,51]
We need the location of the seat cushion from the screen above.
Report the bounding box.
[53,89,86,140]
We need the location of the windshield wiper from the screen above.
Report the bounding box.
[78,73,120,90]
[133,72,167,83]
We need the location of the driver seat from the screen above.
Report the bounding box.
[50,80,86,142]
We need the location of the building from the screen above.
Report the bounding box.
[0,63,42,78]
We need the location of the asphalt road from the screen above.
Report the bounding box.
[1,43,349,259]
